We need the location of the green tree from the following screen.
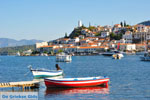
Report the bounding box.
[64,33,68,38]
[124,21,126,27]
[88,26,96,31]
[110,33,122,40]
[95,32,101,36]
[58,49,63,53]
[120,22,123,27]
[110,32,115,39]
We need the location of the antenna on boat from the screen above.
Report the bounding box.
[27,65,33,71]
[24,65,32,76]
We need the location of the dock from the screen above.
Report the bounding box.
[0,81,40,90]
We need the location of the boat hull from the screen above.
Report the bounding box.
[102,53,114,56]
[56,59,71,62]
[140,57,150,61]
[45,77,109,88]
[31,70,63,78]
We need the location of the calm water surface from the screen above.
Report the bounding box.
[0,55,150,100]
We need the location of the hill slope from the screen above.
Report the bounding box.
[138,20,150,26]
[0,45,36,55]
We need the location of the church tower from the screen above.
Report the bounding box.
[78,20,82,27]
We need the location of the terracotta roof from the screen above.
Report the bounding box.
[40,45,54,48]
[78,46,108,49]
[118,43,135,45]
[136,44,146,46]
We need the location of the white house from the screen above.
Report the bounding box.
[101,31,110,38]
[122,31,133,43]
[104,25,112,33]
[68,37,80,44]
[112,24,122,33]
[77,46,97,53]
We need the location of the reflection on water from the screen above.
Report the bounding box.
[45,86,109,96]
[0,88,39,92]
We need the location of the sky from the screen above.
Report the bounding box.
[0,0,150,41]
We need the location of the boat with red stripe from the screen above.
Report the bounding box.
[44,76,109,88]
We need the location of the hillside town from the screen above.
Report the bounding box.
[33,21,150,56]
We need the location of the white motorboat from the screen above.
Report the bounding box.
[29,65,63,78]
[16,51,21,56]
[102,50,123,56]
[112,53,124,59]
[56,52,72,62]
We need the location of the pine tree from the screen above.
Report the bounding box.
[89,22,91,27]
[64,33,68,38]
[124,21,126,27]
[120,22,123,27]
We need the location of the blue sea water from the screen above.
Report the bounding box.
[0,55,150,100]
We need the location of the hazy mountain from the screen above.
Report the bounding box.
[138,20,150,26]
[0,38,44,48]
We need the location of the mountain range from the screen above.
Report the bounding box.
[138,20,150,26]
[0,38,44,48]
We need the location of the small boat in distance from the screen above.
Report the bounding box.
[140,52,150,61]
[16,51,21,56]
[112,53,124,59]
[29,64,63,78]
[102,50,123,56]
[56,52,72,62]
[45,76,109,88]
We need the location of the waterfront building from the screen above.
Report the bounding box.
[36,42,48,48]
[39,45,53,53]
[136,43,146,51]
[119,43,136,51]
[58,38,70,44]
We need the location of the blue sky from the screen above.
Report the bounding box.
[0,0,150,41]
